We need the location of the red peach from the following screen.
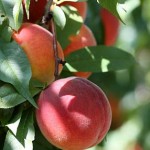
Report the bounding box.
[36,77,112,150]
[12,23,64,84]
[108,94,123,129]
[22,0,48,23]
[64,24,97,78]
[134,143,143,150]
[59,1,87,20]
[100,8,120,46]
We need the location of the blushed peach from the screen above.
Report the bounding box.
[22,0,48,23]
[59,1,87,20]
[100,8,120,46]
[64,24,97,78]
[36,77,112,150]
[12,23,64,84]
[108,94,123,129]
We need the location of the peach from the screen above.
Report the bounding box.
[36,77,112,150]
[64,24,97,78]
[100,8,120,46]
[12,23,64,84]
[22,0,48,23]
[59,1,87,20]
[108,94,123,129]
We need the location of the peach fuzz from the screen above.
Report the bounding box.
[22,0,48,23]
[59,1,87,20]
[100,8,120,46]
[64,24,97,78]
[36,77,112,150]
[12,23,64,84]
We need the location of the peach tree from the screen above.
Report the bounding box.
[0,0,135,150]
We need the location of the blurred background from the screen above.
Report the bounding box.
[85,0,150,149]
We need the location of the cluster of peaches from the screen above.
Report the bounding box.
[12,0,120,149]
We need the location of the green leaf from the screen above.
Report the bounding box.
[98,0,123,22]
[13,0,23,30]
[118,0,127,4]
[0,0,5,23]
[29,79,45,97]
[85,0,104,45]
[0,80,4,86]
[6,106,23,135]
[3,131,34,150]
[0,41,37,107]
[16,109,35,147]
[0,11,6,25]
[57,5,83,49]
[3,131,25,150]
[53,6,66,30]
[0,18,12,42]
[23,0,30,20]
[64,45,136,72]
[0,83,26,109]
[0,25,12,42]
[6,109,35,150]
[0,108,14,125]
[0,0,23,30]
[29,87,42,97]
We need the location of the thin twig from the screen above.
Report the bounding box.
[50,18,59,80]
[41,0,53,25]
[50,19,66,80]
[42,0,66,80]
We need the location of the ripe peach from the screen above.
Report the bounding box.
[134,143,143,150]
[36,77,112,150]
[59,1,87,20]
[64,24,97,78]
[108,94,123,129]
[22,0,48,23]
[100,8,120,46]
[12,23,64,84]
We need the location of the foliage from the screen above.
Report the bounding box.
[0,0,149,150]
